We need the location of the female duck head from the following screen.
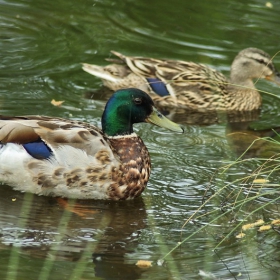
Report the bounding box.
[101,88,183,136]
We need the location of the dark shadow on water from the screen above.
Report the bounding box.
[165,108,261,125]
[226,120,280,158]
[0,186,148,279]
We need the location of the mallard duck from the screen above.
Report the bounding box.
[82,48,280,111]
[0,88,183,200]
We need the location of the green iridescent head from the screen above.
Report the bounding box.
[101,88,183,136]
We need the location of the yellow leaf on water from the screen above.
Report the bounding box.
[136,260,152,268]
[253,219,264,226]
[252,178,269,184]
[242,223,254,231]
[265,2,273,8]
[242,219,264,231]
[271,219,280,225]
[258,225,271,232]
[11,198,16,202]
[236,232,246,239]
[51,99,64,106]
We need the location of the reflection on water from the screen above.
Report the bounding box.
[226,120,280,158]
[0,186,148,279]
[1,0,280,279]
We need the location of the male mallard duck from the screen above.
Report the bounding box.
[0,88,183,200]
[82,48,280,111]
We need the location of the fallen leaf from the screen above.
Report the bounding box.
[236,232,246,239]
[242,223,254,231]
[136,260,152,268]
[253,219,264,226]
[51,99,64,106]
[271,219,280,225]
[258,225,271,232]
[252,178,269,184]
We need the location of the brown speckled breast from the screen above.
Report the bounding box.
[107,135,151,200]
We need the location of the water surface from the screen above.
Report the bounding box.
[1,0,280,279]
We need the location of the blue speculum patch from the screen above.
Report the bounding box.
[22,139,52,159]
[146,78,170,96]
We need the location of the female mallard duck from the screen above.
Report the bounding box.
[82,48,280,111]
[0,88,183,200]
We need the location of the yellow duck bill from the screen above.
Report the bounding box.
[146,107,184,133]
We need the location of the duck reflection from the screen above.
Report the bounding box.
[163,106,280,159]
[164,108,261,125]
[0,185,147,279]
[147,100,280,159]
[226,121,280,158]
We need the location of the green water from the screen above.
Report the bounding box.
[1,0,280,279]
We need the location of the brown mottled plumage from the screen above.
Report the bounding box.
[0,89,183,200]
[0,121,150,200]
[82,48,280,111]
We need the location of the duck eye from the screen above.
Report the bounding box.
[134,97,142,105]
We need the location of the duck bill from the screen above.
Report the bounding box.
[266,71,280,85]
[146,107,184,133]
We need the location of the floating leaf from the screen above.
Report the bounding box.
[242,223,254,231]
[51,99,64,106]
[253,219,264,226]
[258,225,271,232]
[252,178,269,184]
[136,260,152,268]
[271,219,280,225]
[236,232,246,238]
[242,219,264,231]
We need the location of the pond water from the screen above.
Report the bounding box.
[1,0,280,279]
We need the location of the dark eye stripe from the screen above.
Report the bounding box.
[253,57,275,72]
